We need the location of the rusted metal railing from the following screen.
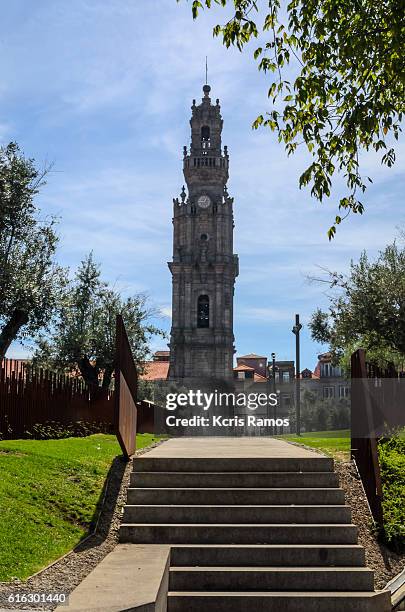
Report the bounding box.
[350,348,400,527]
[114,314,138,460]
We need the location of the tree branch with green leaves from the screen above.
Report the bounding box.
[181,0,404,238]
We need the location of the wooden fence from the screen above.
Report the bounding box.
[351,348,403,526]
[0,359,114,439]
[0,317,150,459]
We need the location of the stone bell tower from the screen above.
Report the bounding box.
[168,84,238,382]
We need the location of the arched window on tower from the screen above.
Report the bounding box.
[201,125,210,152]
[197,295,209,328]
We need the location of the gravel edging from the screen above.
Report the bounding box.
[0,439,166,611]
[336,461,405,590]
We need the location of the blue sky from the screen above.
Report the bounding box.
[2,0,404,370]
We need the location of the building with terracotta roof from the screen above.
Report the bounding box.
[233,363,255,380]
[236,354,268,378]
[253,372,268,383]
[307,353,349,400]
[140,351,170,382]
[233,363,268,384]
[141,360,170,382]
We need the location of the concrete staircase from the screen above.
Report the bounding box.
[120,454,391,611]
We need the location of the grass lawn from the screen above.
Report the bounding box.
[280,429,351,461]
[0,433,161,582]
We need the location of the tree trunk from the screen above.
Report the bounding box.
[77,357,99,387]
[0,309,29,360]
[102,365,113,389]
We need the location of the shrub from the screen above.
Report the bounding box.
[24,420,113,440]
[379,430,405,552]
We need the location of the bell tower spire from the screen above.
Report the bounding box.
[168,84,238,382]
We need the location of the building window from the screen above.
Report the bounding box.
[321,363,331,377]
[321,363,343,377]
[323,386,335,399]
[237,371,245,379]
[197,295,209,328]
[339,386,350,398]
[282,394,291,407]
[282,371,290,383]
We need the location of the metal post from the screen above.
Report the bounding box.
[292,314,302,436]
[272,352,277,434]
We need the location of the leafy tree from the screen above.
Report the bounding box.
[300,388,317,430]
[309,238,405,369]
[34,253,165,389]
[330,399,350,430]
[300,391,349,431]
[182,0,404,237]
[0,142,66,360]
[138,379,155,402]
[317,404,328,431]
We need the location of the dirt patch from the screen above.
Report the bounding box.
[0,450,27,457]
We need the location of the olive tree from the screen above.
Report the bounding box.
[35,253,165,389]
[0,142,66,359]
[309,238,405,369]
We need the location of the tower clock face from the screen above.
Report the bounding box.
[197,194,211,209]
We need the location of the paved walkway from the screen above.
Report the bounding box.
[144,436,320,459]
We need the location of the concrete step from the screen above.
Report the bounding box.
[130,471,339,489]
[167,590,391,612]
[169,544,366,567]
[169,566,375,592]
[133,456,334,473]
[127,487,345,506]
[119,523,358,544]
[122,504,352,525]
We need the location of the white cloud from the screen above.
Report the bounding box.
[160,306,172,318]
[236,306,295,323]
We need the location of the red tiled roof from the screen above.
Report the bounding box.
[234,364,255,371]
[154,350,170,357]
[140,361,169,381]
[238,353,267,359]
[254,372,268,382]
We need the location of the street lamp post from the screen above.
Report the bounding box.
[292,314,303,436]
[271,352,277,434]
